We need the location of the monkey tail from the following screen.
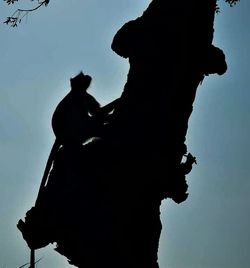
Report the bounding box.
[35,139,61,205]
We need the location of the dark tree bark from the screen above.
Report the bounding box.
[17,1,228,268]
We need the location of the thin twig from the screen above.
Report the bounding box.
[17,1,48,13]
[17,257,42,268]
[4,0,49,27]
[18,262,30,268]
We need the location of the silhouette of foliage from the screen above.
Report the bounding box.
[3,0,49,27]
[225,0,240,6]
[216,0,240,13]
[3,0,239,27]
[4,0,18,4]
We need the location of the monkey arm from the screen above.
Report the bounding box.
[91,98,120,121]
[100,98,120,114]
[86,94,101,116]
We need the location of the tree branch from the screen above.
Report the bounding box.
[3,0,240,27]
[4,0,49,27]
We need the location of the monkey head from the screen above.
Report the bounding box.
[70,71,92,91]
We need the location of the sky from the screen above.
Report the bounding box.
[0,1,249,268]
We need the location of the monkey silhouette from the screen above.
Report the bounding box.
[18,72,120,255]
[52,72,101,144]
[37,72,101,200]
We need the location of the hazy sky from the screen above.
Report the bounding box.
[0,1,249,268]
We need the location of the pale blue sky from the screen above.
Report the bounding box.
[0,1,249,268]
